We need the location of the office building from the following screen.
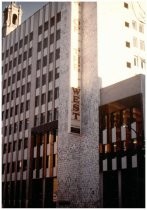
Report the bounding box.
[2,1,145,208]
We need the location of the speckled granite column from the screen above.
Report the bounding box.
[57,2,100,207]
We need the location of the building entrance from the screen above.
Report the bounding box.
[31,178,55,208]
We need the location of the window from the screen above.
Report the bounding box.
[41,113,45,124]
[20,103,24,113]
[14,123,17,133]
[12,74,15,83]
[13,57,17,67]
[43,55,47,67]
[55,67,59,79]
[133,37,138,47]
[10,107,13,117]
[17,71,21,81]
[18,54,22,64]
[12,162,15,172]
[125,21,129,27]
[3,144,7,154]
[49,52,53,63]
[38,41,42,52]
[34,115,38,126]
[56,29,60,41]
[126,62,131,68]
[4,126,7,136]
[141,58,145,69]
[25,119,29,130]
[37,59,41,70]
[2,164,5,174]
[55,87,59,99]
[11,90,15,100]
[54,108,58,120]
[10,46,13,54]
[9,61,12,70]
[5,110,9,118]
[134,56,138,66]
[41,93,46,105]
[23,51,27,61]
[47,110,52,122]
[29,32,33,41]
[139,23,144,33]
[17,161,21,171]
[140,40,145,51]
[12,14,17,24]
[27,82,31,93]
[2,111,4,120]
[33,158,37,169]
[22,68,26,78]
[14,43,18,51]
[19,121,22,131]
[43,38,48,48]
[6,50,9,57]
[4,64,8,73]
[48,90,53,102]
[16,88,20,98]
[7,163,10,173]
[132,20,137,30]
[56,48,60,59]
[35,96,39,107]
[48,71,53,82]
[29,48,32,57]
[124,2,128,8]
[24,138,28,149]
[46,157,49,168]
[2,52,4,60]
[15,105,19,115]
[8,142,12,152]
[50,33,54,44]
[3,80,6,89]
[18,140,22,150]
[57,12,61,22]
[36,77,40,88]
[126,41,130,48]
[19,39,23,48]
[28,65,32,75]
[2,95,5,105]
[44,21,48,31]
[38,25,42,35]
[53,154,56,167]
[7,93,10,102]
[24,35,28,45]
[50,16,55,27]
[13,141,17,151]
[39,157,43,169]
[8,77,11,86]
[26,100,30,111]
[42,74,46,85]
[9,124,12,135]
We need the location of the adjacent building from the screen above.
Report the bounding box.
[2,1,146,208]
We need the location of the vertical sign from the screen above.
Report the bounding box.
[69,2,81,134]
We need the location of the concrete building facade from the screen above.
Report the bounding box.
[2,1,145,208]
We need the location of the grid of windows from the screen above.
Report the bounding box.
[2,7,61,165]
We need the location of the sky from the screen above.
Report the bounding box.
[2,2,48,23]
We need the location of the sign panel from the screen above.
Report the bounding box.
[69,2,81,134]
